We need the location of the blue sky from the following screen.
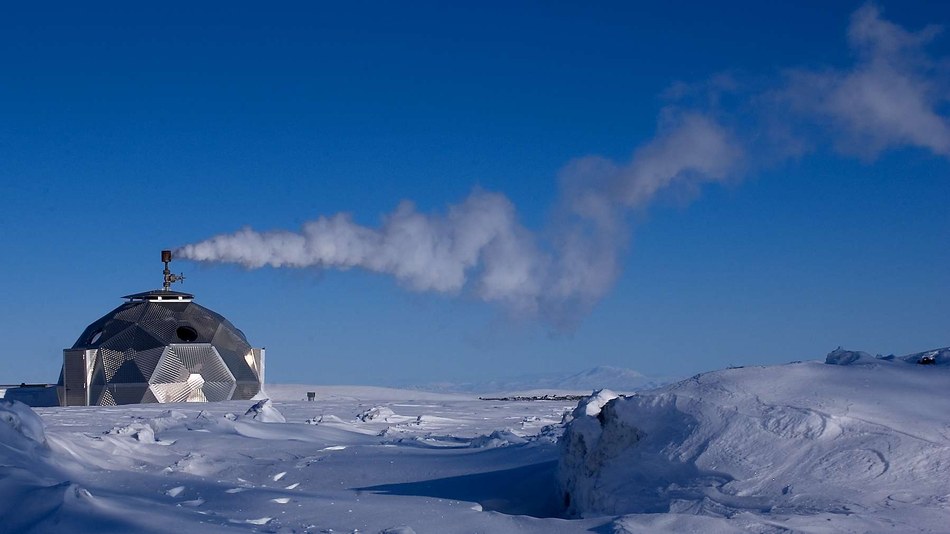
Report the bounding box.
[2,2,948,386]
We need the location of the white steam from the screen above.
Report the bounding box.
[179,190,545,313]
[177,4,949,328]
[782,4,950,157]
[177,112,740,327]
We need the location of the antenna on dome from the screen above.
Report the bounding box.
[161,249,186,291]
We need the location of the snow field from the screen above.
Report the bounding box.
[2,387,587,533]
[3,358,949,533]
[559,359,950,532]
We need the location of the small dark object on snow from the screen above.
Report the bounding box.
[918,354,936,365]
[479,394,587,402]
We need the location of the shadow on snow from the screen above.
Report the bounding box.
[356,460,565,518]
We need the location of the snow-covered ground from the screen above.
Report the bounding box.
[560,352,950,533]
[1,386,589,533]
[2,352,949,533]
[394,366,677,396]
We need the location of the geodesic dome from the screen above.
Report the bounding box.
[57,290,264,406]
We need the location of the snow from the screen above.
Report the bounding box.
[2,354,949,532]
[243,399,287,423]
[568,388,619,418]
[395,366,676,395]
[558,357,950,532]
[1,386,585,533]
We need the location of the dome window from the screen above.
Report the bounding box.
[88,329,103,345]
[176,325,199,342]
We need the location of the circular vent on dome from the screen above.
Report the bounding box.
[176,325,199,342]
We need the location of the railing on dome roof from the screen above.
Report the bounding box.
[122,289,195,303]
[119,250,192,302]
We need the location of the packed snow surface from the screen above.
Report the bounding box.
[0,387,582,533]
[2,356,948,533]
[559,358,950,532]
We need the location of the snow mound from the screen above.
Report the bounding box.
[558,361,950,531]
[901,346,950,365]
[570,388,619,419]
[107,421,157,443]
[243,399,286,423]
[357,406,397,422]
[106,411,189,443]
[469,429,528,448]
[0,401,154,532]
[305,414,346,425]
[0,399,48,452]
[826,345,950,366]
[824,347,878,365]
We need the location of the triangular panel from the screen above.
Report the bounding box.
[98,389,117,407]
[150,347,189,384]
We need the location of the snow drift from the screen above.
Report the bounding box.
[0,400,137,532]
[558,352,950,531]
[243,398,286,423]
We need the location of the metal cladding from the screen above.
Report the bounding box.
[57,253,264,406]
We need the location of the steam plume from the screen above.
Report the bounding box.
[781,4,950,157]
[177,112,740,327]
[177,4,949,328]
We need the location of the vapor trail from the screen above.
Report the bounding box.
[177,113,739,328]
[177,5,950,329]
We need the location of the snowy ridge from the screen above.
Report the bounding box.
[826,345,950,366]
[558,357,950,532]
[261,383,478,402]
[396,365,675,395]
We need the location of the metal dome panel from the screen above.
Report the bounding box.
[141,388,159,403]
[99,389,117,406]
[111,385,150,405]
[100,348,127,382]
[151,349,189,384]
[109,359,148,384]
[113,303,146,323]
[132,346,165,382]
[233,382,261,399]
[139,304,179,340]
[148,345,237,403]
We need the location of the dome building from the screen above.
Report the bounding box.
[57,251,264,406]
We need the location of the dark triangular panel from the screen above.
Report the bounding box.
[211,323,252,357]
[141,388,159,403]
[89,384,105,406]
[129,326,166,352]
[216,347,258,382]
[109,359,147,384]
[113,303,146,323]
[133,346,165,382]
[111,385,149,405]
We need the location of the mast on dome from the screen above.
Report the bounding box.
[162,249,186,291]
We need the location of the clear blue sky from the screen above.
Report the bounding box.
[2,1,948,385]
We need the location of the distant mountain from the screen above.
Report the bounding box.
[398,365,678,395]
